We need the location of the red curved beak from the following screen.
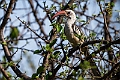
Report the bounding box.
[52,10,67,19]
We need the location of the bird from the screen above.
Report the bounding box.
[52,10,101,77]
[52,10,85,48]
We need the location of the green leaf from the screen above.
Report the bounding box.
[60,3,64,9]
[34,50,42,54]
[110,2,115,7]
[37,66,44,74]
[97,41,103,50]
[56,23,62,32]
[91,53,95,57]
[50,22,56,26]
[53,51,61,59]
[59,71,66,77]
[49,39,57,48]
[68,3,77,9]
[7,71,12,77]
[51,22,62,32]
[84,60,90,66]
[107,47,111,51]
[53,51,60,55]
[8,61,14,66]
[60,28,66,40]
[32,73,38,79]
[71,70,76,76]
[10,27,19,39]
[92,14,96,17]
[79,60,91,70]
[50,5,56,10]
[79,19,86,22]
[2,42,7,45]
[45,44,53,52]
[90,32,96,37]
[50,54,55,58]
[49,72,52,76]
[78,76,84,80]
[45,44,50,51]
[45,44,50,49]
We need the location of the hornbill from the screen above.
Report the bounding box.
[52,10,101,79]
[52,10,84,47]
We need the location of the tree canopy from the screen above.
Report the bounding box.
[0,0,120,80]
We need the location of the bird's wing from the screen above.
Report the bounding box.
[72,24,85,37]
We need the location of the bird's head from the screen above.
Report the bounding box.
[52,10,76,24]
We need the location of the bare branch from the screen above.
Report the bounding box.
[0,0,15,30]
[0,64,11,80]
[0,0,31,80]
[28,0,47,37]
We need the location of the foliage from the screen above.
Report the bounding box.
[0,0,120,80]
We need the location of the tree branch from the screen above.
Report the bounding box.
[0,64,11,80]
[85,39,120,60]
[68,39,120,56]
[98,0,114,61]
[67,39,120,79]
[101,61,120,79]
[0,0,31,80]
[0,0,14,30]
[28,0,47,37]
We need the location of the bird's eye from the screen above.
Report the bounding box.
[67,12,70,14]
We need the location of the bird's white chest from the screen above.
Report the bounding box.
[64,23,84,47]
[64,24,80,46]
